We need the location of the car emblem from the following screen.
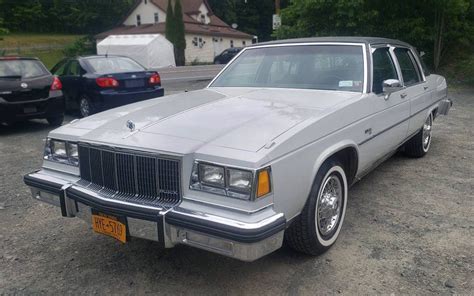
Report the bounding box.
[126,120,136,132]
[20,82,28,89]
[131,74,136,78]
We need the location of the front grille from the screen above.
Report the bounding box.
[77,144,181,208]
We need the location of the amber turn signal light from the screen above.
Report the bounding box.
[257,168,271,198]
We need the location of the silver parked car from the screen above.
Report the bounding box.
[24,37,452,261]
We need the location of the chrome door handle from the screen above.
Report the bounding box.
[423,86,429,90]
[400,93,407,99]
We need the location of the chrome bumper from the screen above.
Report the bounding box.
[438,98,453,115]
[24,170,285,262]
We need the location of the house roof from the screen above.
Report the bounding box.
[105,0,252,40]
[96,23,252,40]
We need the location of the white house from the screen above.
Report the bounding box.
[96,0,254,65]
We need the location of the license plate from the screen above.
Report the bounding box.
[91,211,127,243]
[24,106,37,113]
[125,79,145,88]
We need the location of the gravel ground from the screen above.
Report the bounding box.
[0,86,473,295]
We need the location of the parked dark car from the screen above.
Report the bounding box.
[51,55,164,117]
[214,47,242,64]
[0,57,64,126]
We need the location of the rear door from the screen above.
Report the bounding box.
[393,47,431,136]
[58,59,83,106]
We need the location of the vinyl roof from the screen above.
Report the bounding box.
[256,36,412,48]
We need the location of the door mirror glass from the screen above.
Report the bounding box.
[383,79,402,94]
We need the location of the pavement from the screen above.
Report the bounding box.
[0,84,473,295]
[157,65,224,83]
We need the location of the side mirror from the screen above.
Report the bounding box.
[382,79,402,99]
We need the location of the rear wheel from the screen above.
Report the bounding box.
[285,159,348,255]
[404,113,433,158]
[79,95,95,118]
[46,115,64,127]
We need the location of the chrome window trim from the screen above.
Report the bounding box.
[208,42,369,94]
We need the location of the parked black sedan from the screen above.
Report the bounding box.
[0,57,64,126]
[51,55,164,117]
[214,47,243,64]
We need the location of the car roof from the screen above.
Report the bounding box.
[75,55,129,60]
[255,36,412,48]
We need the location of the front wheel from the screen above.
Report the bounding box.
[285,159,348,255]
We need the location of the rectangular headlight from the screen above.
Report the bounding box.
[190,161,271,201]
[199,163,225,187]
[44,138,79,167]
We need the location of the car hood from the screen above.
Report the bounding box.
[58,87,361,154]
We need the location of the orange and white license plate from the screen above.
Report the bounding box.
[91,211,127,243]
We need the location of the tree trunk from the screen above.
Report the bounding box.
[433,6,445,71]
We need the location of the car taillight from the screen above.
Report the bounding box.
[96,77,119,88]
[149,73,161,85]
[50,76,62,91]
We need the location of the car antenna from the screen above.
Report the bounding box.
[104,36,112,58]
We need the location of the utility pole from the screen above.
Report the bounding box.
[273,0,281,30]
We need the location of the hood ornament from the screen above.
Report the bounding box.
[126,120,136,132]
[21,82,28,89]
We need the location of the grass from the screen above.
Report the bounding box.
[0,33,84,69]
[0,33,83,48]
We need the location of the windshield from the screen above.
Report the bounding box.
[85,57,144,74]
[211,45,365,92]
[0,59,49,78]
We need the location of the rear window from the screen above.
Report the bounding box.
[0,59,49,78]
[85,57,144,74]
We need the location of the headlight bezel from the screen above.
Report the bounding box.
[44,138,79,167]
[189,161,272,201]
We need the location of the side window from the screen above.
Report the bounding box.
[394,48,421,86]
[66,60,81,76]
[52,60,68,76]
[372,47,398,94]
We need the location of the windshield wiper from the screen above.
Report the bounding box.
[0,75,22,79]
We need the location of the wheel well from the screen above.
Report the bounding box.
[328,147,358,185]
[432,107,438,119]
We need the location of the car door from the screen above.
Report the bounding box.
[357,46,411,172]
[393,47,431,136]
[60,60,82,108]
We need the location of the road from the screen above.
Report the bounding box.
[157,65,224,83]
[0,84,473,295]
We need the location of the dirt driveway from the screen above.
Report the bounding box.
[0,87,472,295]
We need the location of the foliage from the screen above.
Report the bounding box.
[274,0,474,70]
[0,0,134,34]
[208,0,289,42]
[62,35,96,57]
[165,0,175,45]
[174,0,186,66]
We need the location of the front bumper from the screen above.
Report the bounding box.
[24,170,285,262]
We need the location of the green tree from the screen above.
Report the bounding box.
[274,0,474,70]
[165,0,176,45]
[174,0,186,65]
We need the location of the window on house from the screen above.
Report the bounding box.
[136,14,141,26]
[242,41,246,46]
[230,40,234,48]
[154,13,159,23]
[200,14,205,23]
[144,0,147,4]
